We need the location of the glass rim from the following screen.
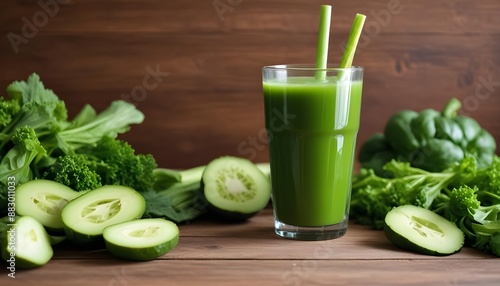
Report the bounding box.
[262,64,363,71]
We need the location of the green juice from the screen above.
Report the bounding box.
[263,77,363,227]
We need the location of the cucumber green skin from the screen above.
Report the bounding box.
[45,226,67,236]
[0,227,14,266]
[61,185,146,248]
[63,224,106,248]
[49,235,67,246]
[383,222,461,256]
[207,202,259,222]
[63,215,146,248]
[105,234,179,261]
[1,249,44,269]
[202,178,260,222]
[1,218,53,269]
[200,170,269,222]
[1,245,50,269]
[63,216,146,248]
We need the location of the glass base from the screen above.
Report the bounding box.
[274,218,348,241]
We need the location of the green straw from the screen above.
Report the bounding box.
[340,13,366,68]
[315,5,332,80]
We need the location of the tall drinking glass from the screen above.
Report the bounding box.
[262,65,363,240]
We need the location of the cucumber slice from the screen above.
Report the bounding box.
[61,185,146,247]
[49,235,67,246]
[103,218,179,261]
[255,162,271,178]
[15,179,80,233]
[1,216,53,269]
[202,156,271,221]
[384,205,464,256]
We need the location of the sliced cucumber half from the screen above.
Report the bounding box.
[15,179,80,233]
[1,216,53,269]
[49,234,67,246]
[61,185,146,247]
[202,156,271,221]
[103,218,179,261]
[384,205,464,256]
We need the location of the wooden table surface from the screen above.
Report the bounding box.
[1,208,498,285]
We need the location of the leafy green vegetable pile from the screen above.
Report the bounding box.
[0,73,205,223]
[351,99,500,256]
[359,98,496,175]
[0,74,271,270]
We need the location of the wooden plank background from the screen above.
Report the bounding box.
[1,0,499,169]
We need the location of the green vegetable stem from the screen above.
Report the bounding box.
[358,98,496,175]
[437,185,500,256]
[0,126,46,186]
[350,160,455,229]
[350,155,500,257]
[142,166,208,223]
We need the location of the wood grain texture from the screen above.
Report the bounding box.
[0,209,497,285]
[1,0,500,34]
[1,0,500,169]
[2,260,500,286]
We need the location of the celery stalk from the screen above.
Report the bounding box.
[340,13,366,68]
[143,166,207,223]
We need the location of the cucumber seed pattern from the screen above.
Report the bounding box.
[33,193,67,215]
[409,216,444,239]
[125,226,160,238]
[215,166,257,202]
[81,199,122,223]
